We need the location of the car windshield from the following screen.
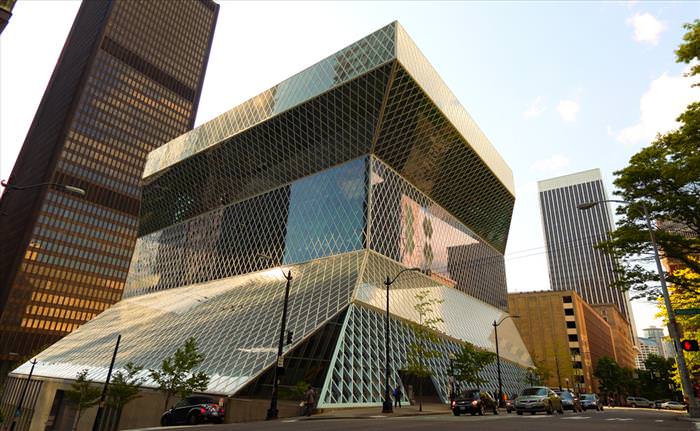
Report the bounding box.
[521,388,547,396]
[558,392,573,400]
[188,397,214,405]
[581,394,595,400]
[460,390,480,399]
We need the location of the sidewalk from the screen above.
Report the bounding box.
[301,403,453,420]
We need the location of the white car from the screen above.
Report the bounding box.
[661,401,686,410]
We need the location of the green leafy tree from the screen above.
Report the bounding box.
[638,354,679,400]
[594,357,638,404]
[452,342,496,389]
[66,369,101,431]
[149,337,210,410]
[103,362,143,431]
[405,289,444,411]
[597,20,700,300]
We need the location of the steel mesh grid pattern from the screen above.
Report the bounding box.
[394,23,513,193]
[125,157,367,298]
[356,251,531,366]
[13,252,363,395]
[373,65,514,253]
[369,157,508,310]
[319,304,529,407]
[143,23,396,178]
[139,64,391,236]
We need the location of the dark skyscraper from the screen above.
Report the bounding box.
[538,169,636,336]
[0,0,218,380]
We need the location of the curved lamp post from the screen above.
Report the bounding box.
[1,179,86,196]
[493,314,519,407]
[382,267,421,414]
[257,254,293,420]
[578,199,699,417]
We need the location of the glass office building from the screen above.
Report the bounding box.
[11,22,532,409]
[0,0,218,391]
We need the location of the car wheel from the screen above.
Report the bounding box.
[517,411,523,416]
[160,416,170,427]
[558,405,564,414]
[631,403,637,408]
[470,411,476,416]
[453,410,460,416]
[187,414,200,425]
[546,405,553,415]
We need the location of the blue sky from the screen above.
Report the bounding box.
[1,1,698,336]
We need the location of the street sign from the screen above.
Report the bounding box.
[277,357,284,367]
[675,308,700,315]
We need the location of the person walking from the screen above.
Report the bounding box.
[303,386,316,416]
[393,385,402,408]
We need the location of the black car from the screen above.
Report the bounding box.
[451,389,499,416]
[554,390,582,412]
[161,396,224,426]
[580,393,603,411]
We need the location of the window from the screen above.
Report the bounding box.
[568,334,578,342]
[564,308,574,316]
[566,321,576,328]
[562,296,573,303]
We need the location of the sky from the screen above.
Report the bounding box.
[1,1,698,337]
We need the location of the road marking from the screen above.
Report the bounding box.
[524,415,547,418]
[654,420,664,422]
[605,418,633,421]
[369,415,386,418]
[562,416,590,420]
[282,419,297,423]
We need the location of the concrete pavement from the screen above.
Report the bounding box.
[132,406,697,431]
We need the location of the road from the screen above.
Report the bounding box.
[141,408,696,431]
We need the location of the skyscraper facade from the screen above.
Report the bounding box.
[538,169,635,326]
[8,23,532,427]
[0,0,218,383]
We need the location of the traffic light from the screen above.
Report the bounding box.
[681,339,699,351]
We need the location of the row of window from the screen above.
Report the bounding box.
[19,261,123,299]
[46,181,136,227]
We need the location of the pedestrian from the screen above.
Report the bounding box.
[303,386,316,416]
[393,385,402,408]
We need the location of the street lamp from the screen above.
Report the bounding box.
[382,267,421,414]
[493,314,519,408]
[578,199,699,417]
[1,179,86,196]
[9,358,37,431]
[258,254,293,421]
[448,352,456,403]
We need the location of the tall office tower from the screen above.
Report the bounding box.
[538,169,635,326]
[9,23,533,427]
[0,0,218,384]
[644,326,673,359]
[0,0,17,35]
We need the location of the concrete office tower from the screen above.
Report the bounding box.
[644,326,674,359]
[636,337,662,370]
[9,23,533,426]
[538,169,636,339]
[0,0,218,389]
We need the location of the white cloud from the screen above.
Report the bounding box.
[626,12,665,45]
[557,100,579,122]
[530,154,571,172]
[617,69,700,146]
[523,96,545,119]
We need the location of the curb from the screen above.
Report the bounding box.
[300,411,452,420]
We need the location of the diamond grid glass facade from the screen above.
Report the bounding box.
[13,22,532,407]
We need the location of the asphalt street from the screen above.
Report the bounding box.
[139,408,696,431]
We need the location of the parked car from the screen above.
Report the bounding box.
[554,390,582,412]
[654,399,670,409]
[505,397,515,413]
[661,401,686,411]
[626,396,653,408]
[580,393,603,411]
[161,396,224,426]
[451,389,499,416]
[515,387,563,415]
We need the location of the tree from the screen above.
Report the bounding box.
[526,357,550,386]
[594,357,637,404]
[452,342,496,389]
[638,354,679,401]
[66,369,101,431]
[598,20,700,300]
[405,289,444,411]
[149,337,210,410]
[103,362,144,431]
